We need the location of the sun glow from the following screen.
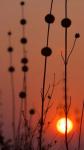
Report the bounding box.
[56,118,73,134]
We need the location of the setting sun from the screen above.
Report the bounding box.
[56,118,73,134]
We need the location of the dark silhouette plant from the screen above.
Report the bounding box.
[2,0,83,150]
[39,0,55,149]
[61,0,80,150]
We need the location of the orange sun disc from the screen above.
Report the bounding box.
[56,118,73,134]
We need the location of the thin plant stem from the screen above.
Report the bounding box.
[8,33,16,144]
[64,0,69,150]
[39,56,47,150]
[39,1,54,149]
[78,101,84,150]
[10,73,16,143]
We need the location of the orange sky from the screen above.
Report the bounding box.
[0,0,84,148]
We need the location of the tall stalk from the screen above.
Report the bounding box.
[78,101,84,150]
[61,0,80,149]
[7,32,16,144]
[39,56,47,150]
[64,0,68,149]
[39,0,55,149]
[17,1,28,145]
[61,1,69,148]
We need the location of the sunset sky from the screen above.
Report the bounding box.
[0,0,84,149]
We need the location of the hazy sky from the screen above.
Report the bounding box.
[0,0,84,149]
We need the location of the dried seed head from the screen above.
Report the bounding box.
[20,1,25,5]
[45,14,55,24]
[19,91,26,98]
[61,18,71,28]
[8,66,15,72]
[41,47,52,57]
[75,33,80,38]
[29,108,35,115]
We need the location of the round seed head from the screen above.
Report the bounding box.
[20,37,27,44]
[21,57,28,64]
[19,91,26,98]
[22,65,29,72]
[8,31,12,36]
[8,66,15,72]
[61,18,71,28]
[7,47,13,52]
[20,18,27,25]
[29,108,35,115]
[45,14,55,24]
[41,47,52,57]
[20,1,25,5]
[75,33,80,38]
